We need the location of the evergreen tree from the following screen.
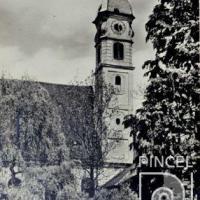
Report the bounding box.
[125,0,200,197]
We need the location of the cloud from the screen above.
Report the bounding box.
[0,46,95,84]
[0,0,156,84]
[0,0,98,57]
[131,0,157,51]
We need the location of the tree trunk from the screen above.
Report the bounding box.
[8,161,21,187]
[89,167,95,197]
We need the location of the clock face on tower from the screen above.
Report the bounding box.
[111,21,126,35]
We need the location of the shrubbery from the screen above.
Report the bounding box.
[93,184,138,200]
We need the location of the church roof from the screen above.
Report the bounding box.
[41,82,95,159]
[98,0,133,15]
[103,164,137,188]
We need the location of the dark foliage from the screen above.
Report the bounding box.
[125,0,200,198]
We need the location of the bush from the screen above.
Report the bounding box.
[93,184,138,200]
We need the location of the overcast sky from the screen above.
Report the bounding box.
[0,0,156,84]
[0,0,157,108]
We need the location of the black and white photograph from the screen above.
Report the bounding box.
[0,0,199,199]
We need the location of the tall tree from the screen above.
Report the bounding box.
[125,0,200,198]
[64,76,117,197]
[0,76,74,199]
[0,77,68,166]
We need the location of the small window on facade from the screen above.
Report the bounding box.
[115,75,121,85]
[116,118,121,125]
[113,43,124,60]
[114,8,120,14]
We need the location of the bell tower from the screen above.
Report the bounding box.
[94,0,135,184]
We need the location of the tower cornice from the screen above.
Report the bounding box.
[95,63,135,74]
[93,11,135,26]
[95,36,134,47]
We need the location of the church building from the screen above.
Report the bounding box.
[41,0,135,189]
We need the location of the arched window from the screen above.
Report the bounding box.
[115,75,121,85]
[116,118,121,125]
[113,43,124,60]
